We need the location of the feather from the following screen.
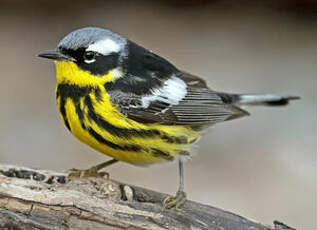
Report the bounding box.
[107,71,249,126]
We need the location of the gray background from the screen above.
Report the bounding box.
[0,1,315,229]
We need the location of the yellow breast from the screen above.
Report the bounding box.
[55,61,201,166]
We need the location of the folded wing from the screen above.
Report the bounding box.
[108,71,249,126]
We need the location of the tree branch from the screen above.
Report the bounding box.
[0,164,295,230]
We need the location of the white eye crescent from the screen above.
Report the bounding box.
[84,59,96,64]
[83,51,96,64]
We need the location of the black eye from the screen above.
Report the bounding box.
[83,51,96,61]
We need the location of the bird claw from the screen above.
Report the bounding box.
[163,191,187,209]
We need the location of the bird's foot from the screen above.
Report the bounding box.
[163,191,187,209]
[67,167,109,178]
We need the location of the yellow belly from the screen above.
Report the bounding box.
[54,61,201,166]
[57,90,200,166]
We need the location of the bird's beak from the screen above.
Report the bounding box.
[38,49,73,61]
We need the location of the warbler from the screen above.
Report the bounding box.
[39,27,299,208]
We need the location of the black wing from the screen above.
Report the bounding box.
[107,72,248,126]
[106,41,248,126]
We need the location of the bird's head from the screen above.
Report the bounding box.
[39,27,127,87]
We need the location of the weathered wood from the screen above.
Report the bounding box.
[0,164,295,230]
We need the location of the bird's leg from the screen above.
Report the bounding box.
[163,158,187,209]
[68,159,118,178]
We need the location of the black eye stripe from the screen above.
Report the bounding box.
[59,47,119,75]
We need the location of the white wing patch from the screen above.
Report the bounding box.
[141,76,187,113]
[86,39,121,55]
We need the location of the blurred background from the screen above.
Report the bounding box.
[0,0,315,229]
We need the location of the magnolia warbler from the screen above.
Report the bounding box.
[39,27,299,208]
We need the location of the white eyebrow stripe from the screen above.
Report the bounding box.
[86,39,121,55]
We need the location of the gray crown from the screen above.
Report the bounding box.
[58,27,127,51]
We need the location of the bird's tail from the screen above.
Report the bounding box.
[217,93,300,106]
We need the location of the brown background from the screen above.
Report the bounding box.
[0,1,316,229]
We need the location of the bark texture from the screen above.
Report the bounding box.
[0,164,295,230]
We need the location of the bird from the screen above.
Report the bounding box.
[38,27,299,208]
